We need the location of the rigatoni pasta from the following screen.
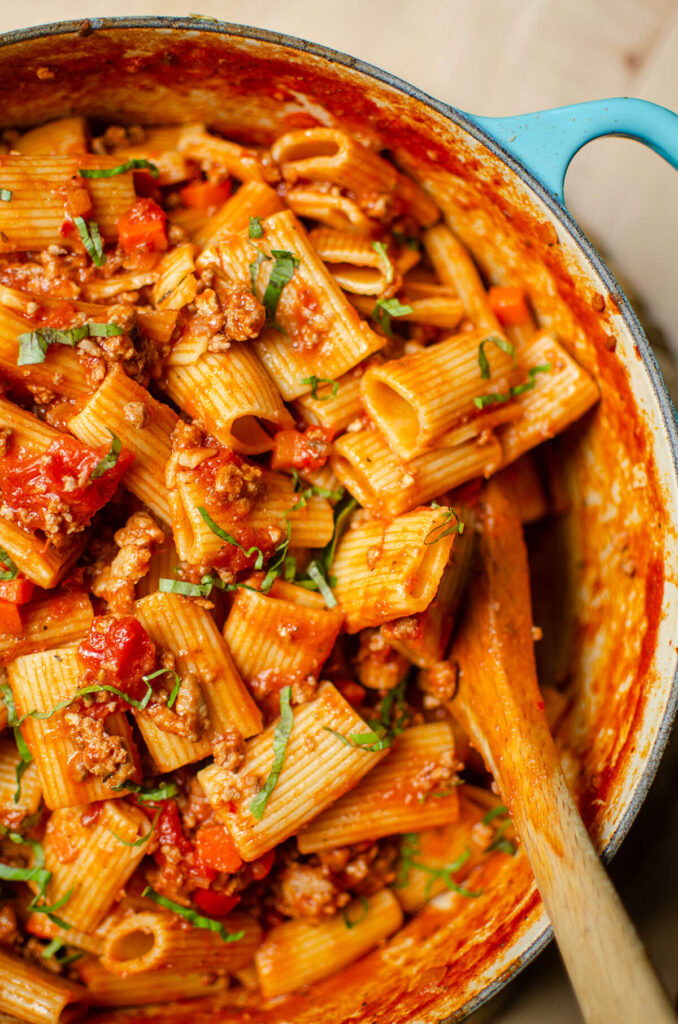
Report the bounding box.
[0,110,601,1018]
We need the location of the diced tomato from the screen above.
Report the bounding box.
[66,187,93,220]
[195,821,243,874]
[180,180,232,210]
[192,889,241,918]
[78,615,156,701]
[488,286,530,327]
[0,435,134,537]
[249,849,275,881]
[0,578,34,604]
[271,425,334,473]
[117,198,168,255]
[0,599,22,635]
[335,679,366,708]
[154,800,193,858]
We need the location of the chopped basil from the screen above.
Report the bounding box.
[260,519,292,593]
[17,322,122,366]
[7,678,154,724]
[320,493,357,576]
[74,216,105,267]
[477,335,515,380]
[13,727,33,804]
[474,362,552,409]
[424,504,464,545]
[290,470,344,504]
[481,804,509,825]
[0,828,74,927]
[89,431,121,481]
[324,725,391,751]
[300,375,339,401]
[142,668,182,710]
[509,363,552,397]
[142,886,244,942]
[41,938,83,966]
[395,833,482,898]
[198,506,264,570]
[249,247,271,295]
[371,297,413,338]
[113,779,179,804]
[342,896,369,929]
[249,686,293,820]
[248,216,264,239]
[481,804,517,856]
[324,676,409,752]
[32,887,74,930]
[158,574,259,599]
[304,560,337,608]
[0,546,19,581]
[0,189,11,202]
[111,807,160,847]
[78,159,159,179]
[392,230,419,250]
[262,249,299,324]
[372,241,394,285]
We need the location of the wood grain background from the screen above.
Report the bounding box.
[1,3,677,1021]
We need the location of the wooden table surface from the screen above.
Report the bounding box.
[1,3,677,1021]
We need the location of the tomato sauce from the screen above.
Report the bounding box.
[78,614,156,701]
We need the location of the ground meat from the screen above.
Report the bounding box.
[143,671,208,742]
[123,400,147,429]
[354,629,410,691]
[278,283,330,352]
[213,460,264,506]
[213,281,266,341]
[64,707,134,788]
[211,729,246,771]
[319,841,399,896]
[94,123,146,152]
[420,660,460,703]
[177,776,214,832]
[90,510,165,613]
[0,904,18,945]
[276,862,349,919]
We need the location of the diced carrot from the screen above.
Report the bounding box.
[271,425,334,473]
[488,286,530,327]
[0,578,34,604]
[66,187,92,219]
[180,180,232,210]
[117,198,167,254]
[0,598,22,635]
[195,821,243,874]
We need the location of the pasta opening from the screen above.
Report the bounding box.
[362,380,419,448]
[330,265,385,295]
[108,928,155,963]
[278,139,341,163]
[331,455,379,511]
[230,415,274,452]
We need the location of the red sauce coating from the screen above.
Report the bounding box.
[78,614,156,701]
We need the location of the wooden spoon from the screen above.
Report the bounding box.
[447,477,676,1024]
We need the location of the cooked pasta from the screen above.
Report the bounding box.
[0,111,600,1019]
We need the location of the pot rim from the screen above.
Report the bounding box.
[2,15,678,1018]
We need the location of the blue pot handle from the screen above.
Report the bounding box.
[466,97,678,206]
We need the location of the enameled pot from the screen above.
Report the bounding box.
[1,18,677,1023]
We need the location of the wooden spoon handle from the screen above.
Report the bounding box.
[509,755,675,1024]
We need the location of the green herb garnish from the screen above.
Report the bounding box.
[395,833,482,898]
[249,686,293,820]
[249,216,264,239]
[371,297,413,338]
[424,504,464,545]
[477,335,515,380]
[17,321,123,366]
[0,190,12,202]
[324,676,408,752]
[372,241,394,285]
[111,808,160,848]
[74,216,105,267]
[89,430,121,480]
[342,896,369,929]
[0,546,19,581]
[262,249,299,324]
[78,159,159,179]
[474,363,552,409]
[300,375,340,401]
[248,247,271,295]
[113,779,179,804]
[142,886,244,941]
[142,668,182,710]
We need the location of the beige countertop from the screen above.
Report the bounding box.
[1,3,677,1021]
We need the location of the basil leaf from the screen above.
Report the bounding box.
[305,560,337,608]
[114,779,179,804]
[17,322,122,366]
[78,159,159,179]
[74,216,105,267]
[473,391,511,410]
[260,519,292,593]
[17,331,48,366]
[0,683,19,726]
[320,493,358,576]
[300,375,339,401]
[481,804,509,825]
[31,886,74,929]
[0,189,11,202]
[13,727,33,804]
[197,506,264,570]
[342,896,369,930]
[249,685,293,820]
[159,577,212,598]
[424,506,464,545]
[249,247,271,295]
[142,886,244,942]
[249,216,264,239]
[371,297,413,338]
[509,363,552,397]
[395,834,482,898]
[87,322,124,337]
[111,808,160,847]
[41,938,83,965]
[262,250,299,324]
[0,547,19,581]
[372,241,394,285]
[477,335,515,380]
[89,431,121,480]
[142,667,182,710]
